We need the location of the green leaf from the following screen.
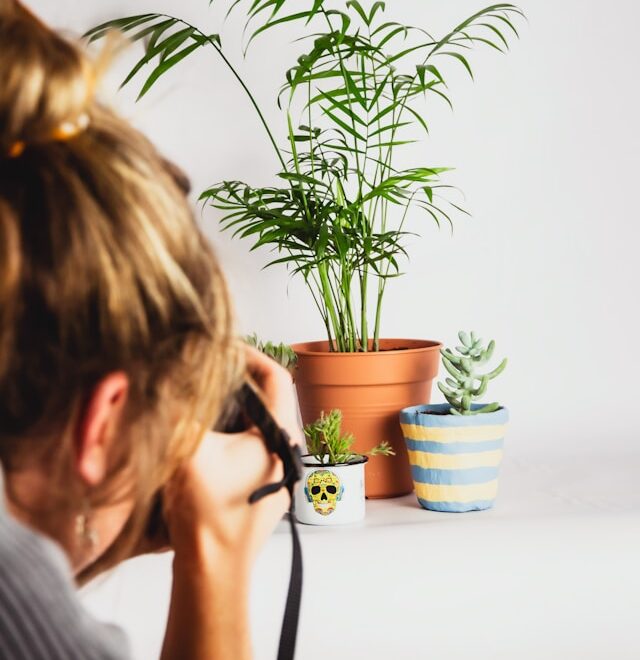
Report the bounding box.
[342,67,368,110]
[369,121,411,138]
[428,86,454,110]
[441,51,474,79]
[129,19,175,44]
[320,106,366,142]
[346,0,370,26]
[375,22,408,49]
[416,63,444,87]
[368,2,387,26]
[322,11,351,47]
[474,376,489,398]
[482,340,496,362]
[442,356,462,379]
[369,102,397,125]
[486,358,508,380]
[403,105,429,136]
[458,331,472,347]
[442,350,463,368]
[438,381,459,401]
[316,90,367,126]
[480,22,510,49]
[158,28,198,63]
[248,10,318,48]
[278,172,330,188]
[367,70,392,112]
[84,14,158,42]
[474,402,501,414]
[119,22,183,88]
[137,40,204,99]
[489,13,520,38]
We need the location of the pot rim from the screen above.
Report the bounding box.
[300,453,369,468]
[291,338,442,357]
[400,402,509,425]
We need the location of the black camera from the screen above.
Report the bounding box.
[221,380,302,500]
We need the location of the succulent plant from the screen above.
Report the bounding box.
[438,331,507,415]
[245,333,297,375]
[305,410,395,465]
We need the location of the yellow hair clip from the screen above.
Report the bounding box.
[7,112,90,159]
[51,112,91,141]
[8,141,26,158]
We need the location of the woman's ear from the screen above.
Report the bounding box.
[75,372,129,486]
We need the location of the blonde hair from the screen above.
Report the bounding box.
[0,1,243,578]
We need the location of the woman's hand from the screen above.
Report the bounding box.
[159,346,303,660]
[243,345,302,449]
[163,344,302,568]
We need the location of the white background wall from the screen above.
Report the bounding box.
[20,4,638,658]
[31,0,640,455]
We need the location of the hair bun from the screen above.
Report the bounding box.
[0,1,92,154]
[0,0,17,16]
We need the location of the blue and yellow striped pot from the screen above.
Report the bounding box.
[399,403,508,512]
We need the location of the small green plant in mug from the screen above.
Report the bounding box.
[438,331,507,415]
[305,410,394,465]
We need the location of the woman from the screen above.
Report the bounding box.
[0,1,301,658]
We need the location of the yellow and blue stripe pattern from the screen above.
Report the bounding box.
[400,403,508,512]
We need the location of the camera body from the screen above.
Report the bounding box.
[146,380,302,538]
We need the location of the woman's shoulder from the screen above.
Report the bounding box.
[0,502,130,660]
[0,501,69,577]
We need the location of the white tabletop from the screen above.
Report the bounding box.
[81,447,640,660]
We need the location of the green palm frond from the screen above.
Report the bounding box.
[85,15,218,100]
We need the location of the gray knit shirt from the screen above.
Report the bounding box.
[0,473,130,659]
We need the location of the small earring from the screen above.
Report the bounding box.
[75,500,99,550]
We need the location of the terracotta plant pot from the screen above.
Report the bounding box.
[291,339,442,498]
[400,403,509,512]
[294,455,368,526]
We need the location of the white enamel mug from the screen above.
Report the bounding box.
[294,455,368,526]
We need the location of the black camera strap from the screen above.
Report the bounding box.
[240,383,303,660]
[277,509,303,660]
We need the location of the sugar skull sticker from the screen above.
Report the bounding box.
[305,470,343,516]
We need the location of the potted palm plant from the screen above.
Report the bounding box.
[400,331,508,512]
[87,1,524,497]
[296,409,394,525]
